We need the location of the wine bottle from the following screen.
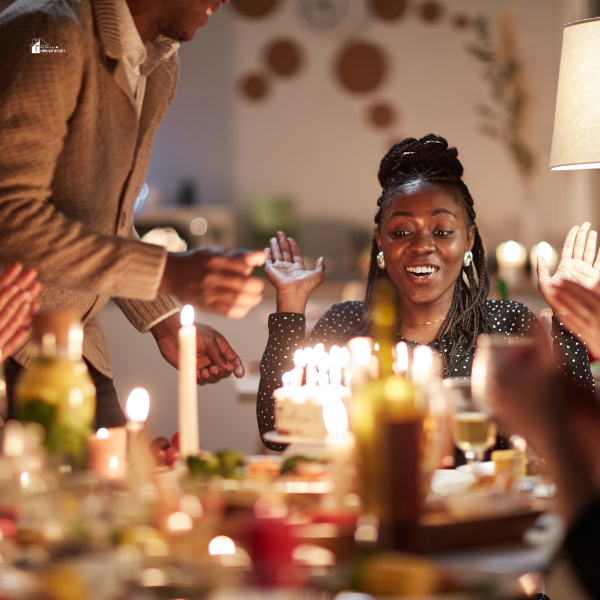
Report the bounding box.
[351,281,420,550]
[15,310,96,466]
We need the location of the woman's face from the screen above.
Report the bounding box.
[375,184,476,310]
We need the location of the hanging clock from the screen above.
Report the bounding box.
[297,0,368,35]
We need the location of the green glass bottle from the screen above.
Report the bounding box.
[350,281,420,550]
[15,310,96,466]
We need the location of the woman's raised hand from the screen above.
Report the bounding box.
[265,231,325,313]
[0,263,41,360]
[538,223,600,314]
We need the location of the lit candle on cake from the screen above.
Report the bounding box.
[179,305,199,457]
[411,345,434,387]
[323,396,355,507]
[346,337,372,391]
[87,427,127,480]
[292,349,306,387]
[396,342,409,375]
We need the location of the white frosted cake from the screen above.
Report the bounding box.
[274,384,351,439]
[274,385,327,439]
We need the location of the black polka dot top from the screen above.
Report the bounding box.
[257,300,594,451]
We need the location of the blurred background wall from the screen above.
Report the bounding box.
[4,0,600,452]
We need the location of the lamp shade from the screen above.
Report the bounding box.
[550,17,600,170]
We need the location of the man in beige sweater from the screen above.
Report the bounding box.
[0,0,266,427]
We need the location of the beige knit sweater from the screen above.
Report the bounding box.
[0,0,181,377]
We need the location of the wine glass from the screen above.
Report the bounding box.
[446,377,497,469]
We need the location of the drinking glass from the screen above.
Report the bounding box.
[446,377,496,467]
[471,333,536,414]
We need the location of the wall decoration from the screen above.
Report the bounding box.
[336,42,387,94]
[232,0,278,19]
[368,102,396,128]
[466,13,537,183]
[419,1,443,23]
[372,0,408,22]
[452,14,471,29]
[298,0,368,34]
[266,39,303,77]
[240,73,270,101]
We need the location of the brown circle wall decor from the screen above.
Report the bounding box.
[336,42,387,94]
[368,102,396,128]
[240,74,270,101]
[232,0,278,18]
[452,14,471,29]
[372,0,408,22]
[419,1,443,23]
[266,39,303,77]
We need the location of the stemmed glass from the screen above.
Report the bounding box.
[447,377,497,468]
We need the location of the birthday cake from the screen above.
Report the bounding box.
[274,385,328,439]
[273,345,352,440]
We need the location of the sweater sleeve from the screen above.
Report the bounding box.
[257,313,307,451]
[112,225,180,331]
[0,9,167,300]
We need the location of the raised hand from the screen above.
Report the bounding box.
[265,231,325,313]
[0,263,41,360]
[151,313,244,385]
[159,247,266,319]
[546,280,600,358]
[537,223,600,314]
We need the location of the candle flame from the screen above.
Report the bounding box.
[348,337,372,367]
[208,535,236,555]
[180,305,195,327]
[502,240,522,262]
[534,241,553,262]
[412,345,434,386]
[126,387,150,423]
[109,456,119,469]
[293,349,307,367]
[396,342,409,371]
[97,428,109,439]
[323,397,349,434]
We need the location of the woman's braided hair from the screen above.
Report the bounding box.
[351,133,492,376]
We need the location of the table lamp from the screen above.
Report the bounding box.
[550,17,600,170]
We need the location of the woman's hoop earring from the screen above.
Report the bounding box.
[377,251,386,270]
[463,250,473,268]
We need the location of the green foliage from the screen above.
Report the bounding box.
[280,455,326,475]
[466,14,536,180]
[187,449,246,479]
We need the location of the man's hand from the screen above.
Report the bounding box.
[158,247,266,319]
[150,313,244,385]
[0,263,41,359]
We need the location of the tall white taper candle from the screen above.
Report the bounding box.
[179,305,199,457]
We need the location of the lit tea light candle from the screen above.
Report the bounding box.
[530,241,558,280]
[87,426,127,480]
[496,241,527,288]
[323,396,355,507]
[179,305,200,458]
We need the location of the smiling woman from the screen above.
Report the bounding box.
[256,134,595,451]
